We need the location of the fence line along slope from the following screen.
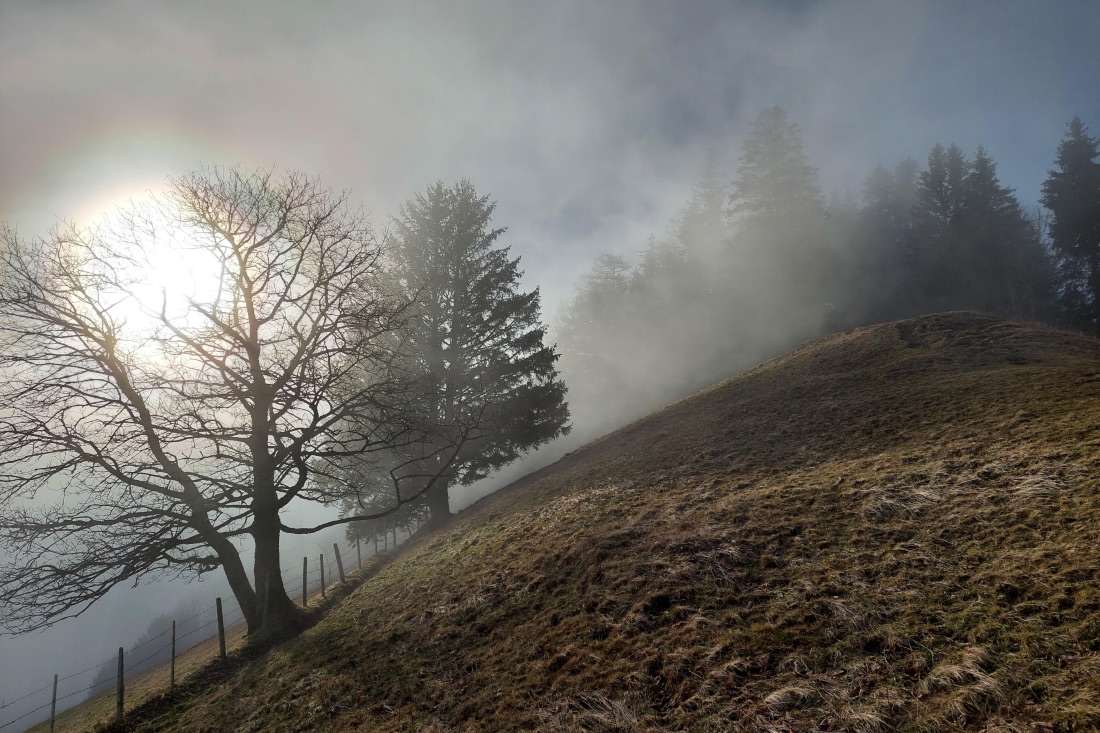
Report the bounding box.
[12,539,373,733]
[106,313,1100,731]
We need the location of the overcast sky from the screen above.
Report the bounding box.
[1,0,1098,723]
[3,0,1098,309]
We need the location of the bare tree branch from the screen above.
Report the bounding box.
[0,167,456,639]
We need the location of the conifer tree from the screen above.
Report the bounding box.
[910,144,1054,317]
[727,106,830,336]
[556,254,634,395]
[729,106,822,220]
[382,180,570,523]
[960,147,1055,317]
[1041,116,1100,333]
[678,151,728,264]
[910,144,971,310]
[850,158,922,322]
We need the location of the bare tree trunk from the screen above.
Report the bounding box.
[216,542,259,627]
[193,513,258,630]
[425,478,451,525]
[247,495,304,639]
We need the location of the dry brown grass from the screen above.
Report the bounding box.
[96,313,1100,732]
[23,619,249,733]
[26,566,366,733]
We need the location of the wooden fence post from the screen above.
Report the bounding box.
[334,543,346,583]
[302,556,308,607]
[320,554,326,598]
[170,619,176,690]
[115,647,124,723]
[49,673,57,733]
[216,598,227,661]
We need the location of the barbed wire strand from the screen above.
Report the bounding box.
[0,697,54,730]
[0,679,53,710]
[129,637,176,671]
[3,601,225,709]
[120,625,171,655]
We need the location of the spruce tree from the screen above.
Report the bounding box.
[839,159,922,324]
[960,147,1055,317]
[727,106,829,336]
[729,106,822,219]
[678,151,728,264]
[909,144,1055,318]
[386,180,570,523]
[910,144,971,310]
[555,254,635,403]
[1041,116,1100,333]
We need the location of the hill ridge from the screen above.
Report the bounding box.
[113,313,1100,731]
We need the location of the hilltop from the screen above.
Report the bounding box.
[119,313,1100,731]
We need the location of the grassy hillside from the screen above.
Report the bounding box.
[121,313,1100,732]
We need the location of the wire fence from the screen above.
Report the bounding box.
[0,535,386,733]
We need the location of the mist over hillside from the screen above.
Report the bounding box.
[549,111,1083,449]
[92,312,1100,731]
[1,2,1098,728]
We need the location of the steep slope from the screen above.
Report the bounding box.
[128,313,1100,731]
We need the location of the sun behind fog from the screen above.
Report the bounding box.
[118,236,225,335]
[84,191,227,340]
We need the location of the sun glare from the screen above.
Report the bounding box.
[120,238,224,335]
[82,190,227,341]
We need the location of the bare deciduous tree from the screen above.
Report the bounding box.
[0,167,449,639]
